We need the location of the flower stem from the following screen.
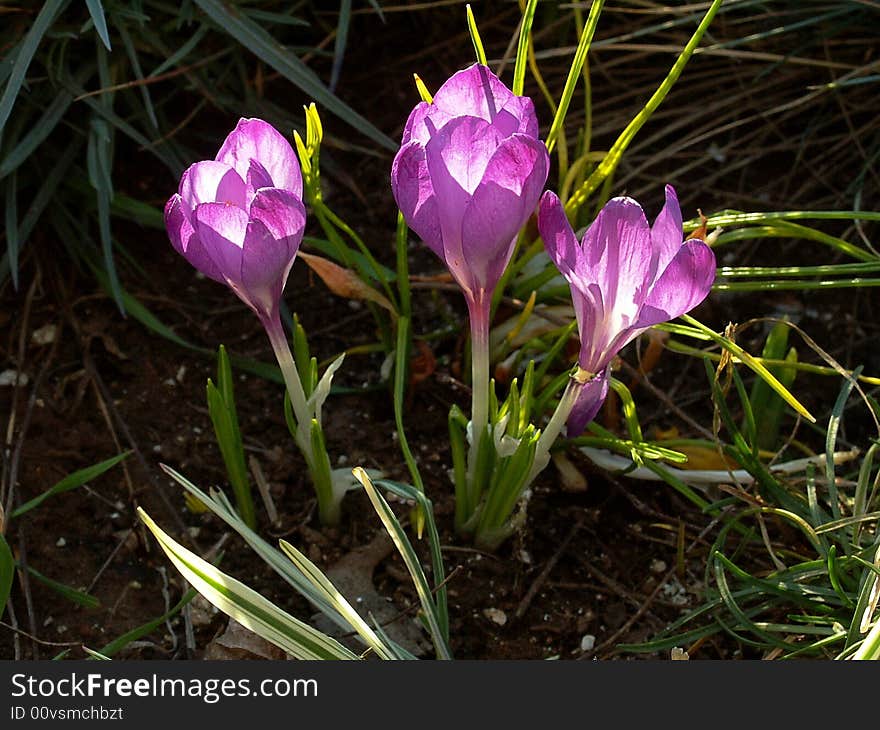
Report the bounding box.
[262,312,340,525]
[462,292,492,522]
[263,313,311,431]
[468,293,491,457]
[528,368,590,483]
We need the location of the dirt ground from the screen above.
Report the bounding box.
[1,4,878,660]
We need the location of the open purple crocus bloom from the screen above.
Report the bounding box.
[391,63,550,315]
[165,118,306,324]
[538,186,716,435]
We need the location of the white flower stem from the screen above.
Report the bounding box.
[528,367,591,483]
[468,293,492,462]
[263,313,311,436]
[263,312,340,525]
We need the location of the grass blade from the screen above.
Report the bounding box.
[353,468,452,659]
[26,566,100,609]
[565,0,723,216]
[330,0,352,93]
[546,0,604,154]
[0,534,13,618]
[86,0,112,51]
[683,314,815,423]
[4,171,18,289]
[465,4,488,66]
[10,452,131,520]
[512,0,539,96]
[0,89,73,180]
[193,0,394,151]
[96,588,197,658]
[138,507,359,660]
[0,0,68,137]
[278,540,396,660]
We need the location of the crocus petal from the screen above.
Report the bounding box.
[246,159,275,195]
[425,115,505,195]
[459,134,549,292]
[178,160,247,216]
[572,282,610,372]
[248,188,306,252]
[635,239,716,327]
[498,94,539,137]
[164,194,225,284]
[649,184,685,276]
[391,141,444,261]
[432,64,517,125]
[193,202,248,284]
[566,369,610,437]
[239,219,295,315]
[584,196,654,321]
[215,118,302,199]
[402,102,453,146]
[538,191,584,285]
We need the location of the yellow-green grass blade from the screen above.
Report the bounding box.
[681,314,815,423]
[138,508,359,660]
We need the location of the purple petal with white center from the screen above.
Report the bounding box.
[538,193,620,372]
[566,369,610,437]
[215,118,302,198]
[165,194,226,284]
[193,202,248,285]
[582,196,654,318]
[649,184,685,277]
[178,161,247,218]
[425,115,505,195]
[458,133,549,292]
[423,117,499,290]
[391,141,444,260]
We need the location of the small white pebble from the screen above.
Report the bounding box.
[580,634,596,652]
[0,369,29,387]
[152,444,162,453]
[163,378,176,387]
[56,537,66,548]
[32,324,58,346]
[176,365,187,383]
[650,559,667,574]
[483,608,507,626]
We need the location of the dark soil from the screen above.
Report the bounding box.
[2,3,878,661]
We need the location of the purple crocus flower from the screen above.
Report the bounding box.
[538,186,716,434]
[165,118,306,324]
[391,63,550,318]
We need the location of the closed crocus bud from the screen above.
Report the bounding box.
[165,118,306,324]
[391,64,550,311]
[538,186,717,435]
